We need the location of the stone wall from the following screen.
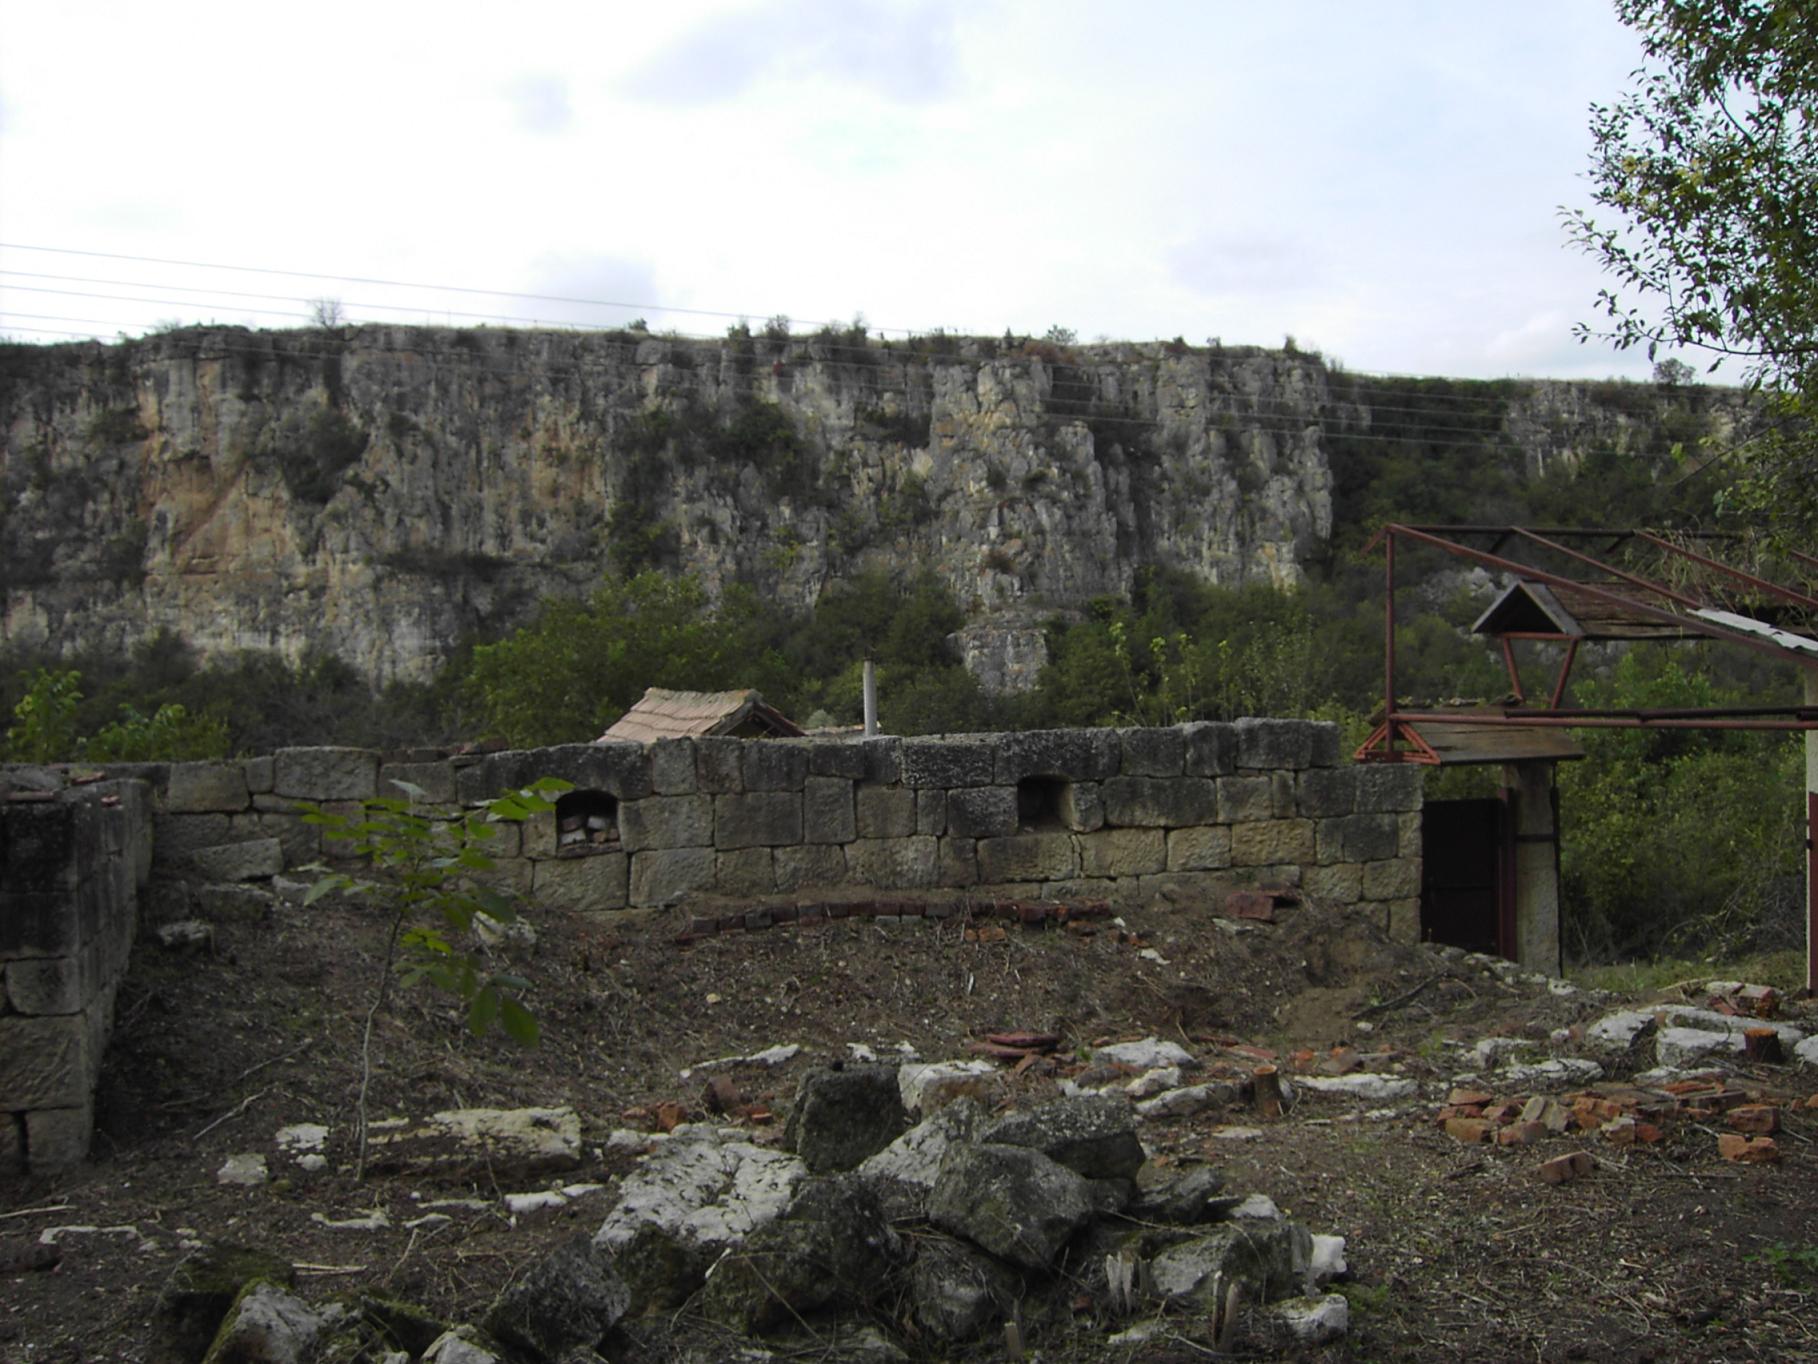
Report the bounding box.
[0,779,151,1173]
[137,720,1422,929]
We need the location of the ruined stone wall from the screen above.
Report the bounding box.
[137,720,1423,928]
[0,779,150,1173]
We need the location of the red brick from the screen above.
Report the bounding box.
[1634,1122,1665,1144]
[1601,1116,1639,1147]
[1496,1120,1546,1147]
[1482,1102,1522,1124]
[1536,1151,1594,1185]
[1226,890,1276,921]
[1804,1093,1818,1111]
[1445,1117,1494,1144]
[1717,1133,1780,1163]
[1727,1105,1781,1135]
[1449,1088,1495,1107]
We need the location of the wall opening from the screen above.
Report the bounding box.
[1017,776,1073,833]
[556,790,619,854]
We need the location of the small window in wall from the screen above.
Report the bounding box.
[556,790,619,854]
[1017,776,1072,833]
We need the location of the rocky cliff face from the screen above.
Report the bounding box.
[0,327,1730,691]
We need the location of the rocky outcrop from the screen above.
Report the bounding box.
[0,327,1738,690]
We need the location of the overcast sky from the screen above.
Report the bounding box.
[0,1,1662,380]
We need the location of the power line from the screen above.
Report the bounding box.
[0,240,1674,395]
[0,315,1715,466]
[0,286,1707,445]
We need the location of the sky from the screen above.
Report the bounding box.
[0,1,1664,380]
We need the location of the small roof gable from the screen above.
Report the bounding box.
[598,688,804,744]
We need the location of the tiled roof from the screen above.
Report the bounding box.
[597,688,803,743]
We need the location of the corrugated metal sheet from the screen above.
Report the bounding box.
[598,688,804,743]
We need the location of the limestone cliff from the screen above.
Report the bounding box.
[0,326,1734,691]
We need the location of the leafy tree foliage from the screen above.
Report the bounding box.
[1567,0,1818,529]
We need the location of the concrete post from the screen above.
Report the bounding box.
[1806,670,1816,992]
[1503,761,1563,976]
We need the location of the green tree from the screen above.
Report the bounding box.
[1566,0,1818,530]
[303,777,570,1176]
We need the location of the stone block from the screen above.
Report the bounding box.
[1080,828,1167,877]
[916,788,947,836]
[714,792,802,850]
[618,795,714,852]
[162,762,250,814]
[1303,862,1365,902]
[807,739,869,779]
[715,848,776,897]
[695,738,746,793]
[856,786,917,839]
[978,833,1078,883]
[0,1113,20,1175]
[630,848,716,906]
[900,739,995,788]
[0,890,79,959]
[188,839,284,882]
[937,837,978,887]
[648,739,698,794]
[249,812,314,868]
[846,837,940,889]
[477,856,534,896]
[1362,858,1421,900]
[0,1013,90,1108]
[455,761,504,804]
[1235,718,1315,771]
[1385,897,1421,944]
[522,811,557,859]
[1102,777,1218,828]
[993,728,1121,784]
[242,755,274,794]
[1119,728,1185,777]
[858,737,902,784]
[1217,776,1274,823]
[4,955,88,1015]
[1319,813,1400,864]
[533,852,629,911]
[378,761,457,805]
[151,812,237,865]
[775,844,847,892]
[1399,812,1422,858]
[1,799,92,892]
[804,777,857,845]
[1357,765,1423,813]
[1165,826,1232,872]
[192,884,273,923]
[526,743,654,801]
[23,1102,92,1171]
[1182,722,1238,776]
[744,742,808,792]
[1041,877,1120,902]
[1230,820,1316,867]
[1297,768,1358,818]
[947,787,1018,839]
[1058,781,1105,832]
[273,747,378,801]
[1307,723,1343,768]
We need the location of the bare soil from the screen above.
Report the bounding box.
[4,887,1816,1363]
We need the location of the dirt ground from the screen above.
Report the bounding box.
[4,885,1816,1363]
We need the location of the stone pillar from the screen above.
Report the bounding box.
[1502,762,1562,976]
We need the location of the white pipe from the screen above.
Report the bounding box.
[863,659,878,737]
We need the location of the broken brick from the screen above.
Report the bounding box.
[653,1100,686,1132]
[1225,890,1276,921]
[1727,1105,1781,1135]
[1496,1120,1546,1147]
[1448,1089,1495,1107]
[1717,1133,1780,1163]
[1536,1151,1594,1185]
[1445,1117,1494,1144]
[1601,1116,1640,1147]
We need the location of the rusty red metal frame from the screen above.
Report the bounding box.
[1364,523,1818,989]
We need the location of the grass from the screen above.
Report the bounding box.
[1569,948,1806,997]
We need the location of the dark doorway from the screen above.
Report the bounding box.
[1422,797,1511,956]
